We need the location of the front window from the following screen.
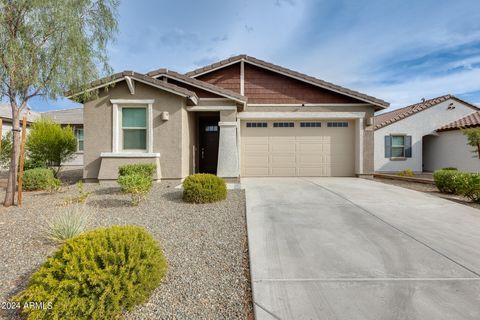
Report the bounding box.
[122,107,147,150]
[76,128,84,152]
[391,135,405,158]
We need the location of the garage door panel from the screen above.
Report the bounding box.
[270,141,296,153]
[297,142,329,154]
[244,167,269,176]
[241,120,355,177]
[297,154,329,166]
[270,167,297,176]
[243,154,269,167]
[271,155,296,168]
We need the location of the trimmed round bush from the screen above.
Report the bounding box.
[14,225,167,320]
[22,168,60,191]
[118,163,156,178]
[183,173,227,203]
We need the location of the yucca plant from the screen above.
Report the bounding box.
[44,205,91,243]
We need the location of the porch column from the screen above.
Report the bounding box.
[217,121,239,178]
[355,117,364,174]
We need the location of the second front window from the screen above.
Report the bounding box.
[122,107,147,150]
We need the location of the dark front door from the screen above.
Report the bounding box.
[199,117,219,174]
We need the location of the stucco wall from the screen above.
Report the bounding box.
[374,99,477,172]
[83,81,188,180]
[423,130,480,172]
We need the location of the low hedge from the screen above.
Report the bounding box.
[183,173,227,203]
[458,173,480,203]
[118,173,153,205]
[433,169,480,203]
[14,225,167,320]
[22,168,60,191]
[118,163,156,178]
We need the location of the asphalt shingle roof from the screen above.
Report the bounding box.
[42,108,83,125]
[184,54,389,109]
[147,68,247,103]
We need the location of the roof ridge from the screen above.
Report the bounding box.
[66,70,199,103]
[41,107,83,113]
[147,68,247,103]
[182,54,389,109]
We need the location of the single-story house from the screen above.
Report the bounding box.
[0,104,84,167]
[374,95,480,173]
[67,54,389,181]
[42,108,84,166]
[0,103,41,133]
[423,112,480,172]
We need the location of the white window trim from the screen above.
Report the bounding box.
[76,128,84,153]
[390,134,406,160]
[111,99,154,154]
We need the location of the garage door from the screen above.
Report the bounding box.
[241,120,355,177]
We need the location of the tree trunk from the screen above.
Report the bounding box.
[4,106,21,207]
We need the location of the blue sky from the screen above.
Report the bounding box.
[31,0,480,112]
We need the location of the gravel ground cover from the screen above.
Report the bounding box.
[374,177,480,210]
[0,178,253,319]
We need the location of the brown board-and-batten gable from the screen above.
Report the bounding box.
[195,63,241,94]
[187,54,389,109]
[242,63,362,104]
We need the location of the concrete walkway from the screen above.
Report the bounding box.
[243,177,480,320]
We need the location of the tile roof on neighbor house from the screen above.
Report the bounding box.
[65,71,199,104]
[146,68,247,103]
[0,103,41,123]
[184,54,389,109]
[437,111,480,132]
[42,108,83,125]
[374,94,480,130]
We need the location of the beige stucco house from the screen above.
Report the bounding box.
[67,55,389,181]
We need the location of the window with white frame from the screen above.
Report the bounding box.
[390,135,405,158]
[121,107,147,150]
[76,128,84,152]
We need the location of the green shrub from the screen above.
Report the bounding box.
[118,173,153,205]
[26,118,77,176]
[22,168,61,191]
[433,169,462,194]
[118,163,156,178]
[457,173,480,203]
[397,168,415,177]
[183,173,227,203]
[43,204,91,242]
[442,167,458,171]
[14,226,167,320]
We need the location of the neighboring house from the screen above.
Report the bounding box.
[0,103,41,134]
[0,103,84,167]
[423,112,480,172]
[67,54,389,181]
[42,108,84,166]
[374,95,480,173]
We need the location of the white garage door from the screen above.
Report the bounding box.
[241,120,355,177]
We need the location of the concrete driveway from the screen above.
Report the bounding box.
[243,177,480,320]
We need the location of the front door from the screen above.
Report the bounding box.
[199,117,219,174]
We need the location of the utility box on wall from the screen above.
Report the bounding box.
[161,112,169,121]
